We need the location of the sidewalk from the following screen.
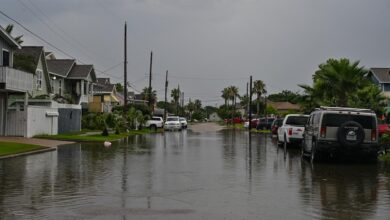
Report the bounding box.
[0,137,74,148]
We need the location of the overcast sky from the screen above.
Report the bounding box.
[2,0,390,105]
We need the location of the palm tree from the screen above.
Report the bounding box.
[194,99,202,111]
[171,87,180,115]
[221,87,230,107]
[141,87,157,111]
[312,58,369,106]
[253,80,266,115]
[228,86,239,108]
[5,24,23,44]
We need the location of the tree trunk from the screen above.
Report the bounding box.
[257,94,260,116]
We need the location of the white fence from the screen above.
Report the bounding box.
[6,106,58,137]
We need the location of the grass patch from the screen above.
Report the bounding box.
[35,129,161,142]
[0,142,47,157]
[379,153,390,162]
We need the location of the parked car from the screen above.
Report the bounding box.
[164,116,182,131]
[225,117,244,124]
[179,117,188,129]
[302,107,379,162]
[256,118,275,130]
[271,118,284,135]
[244,118,259,129]
[145,116,164,130]
[378,122,390,137]
[277,114,309,147]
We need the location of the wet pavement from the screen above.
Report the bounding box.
[1,129,390,219]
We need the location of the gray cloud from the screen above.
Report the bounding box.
[2,0,390,104]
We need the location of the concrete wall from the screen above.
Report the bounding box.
[26,106,58,137]
[58,108,81,134]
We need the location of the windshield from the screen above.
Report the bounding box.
[180,118,186,121]
[285,116,308,126]
[167,118,179,122]
[322,113,375,129]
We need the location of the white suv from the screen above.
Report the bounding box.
[145,116,164,130]
[302,107,379,162]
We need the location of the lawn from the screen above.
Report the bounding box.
[0,142,47,157]
[35,129,161,142]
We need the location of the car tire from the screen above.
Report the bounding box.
[150,124,157,131]
[337,121,365,147]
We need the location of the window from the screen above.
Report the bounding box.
[322,113,375,129]
[36,70,43,90]
[84,81,87,95]
[285,116,309,126]
[2,49,9,66]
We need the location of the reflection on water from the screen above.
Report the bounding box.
[0,130,390,219]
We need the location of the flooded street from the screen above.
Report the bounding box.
[1,128,390,219]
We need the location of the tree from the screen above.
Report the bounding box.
[268,90,301,103]
[348,84,386,115]
[194,99,202,111]
[221,87,230,107]
[5,24,23,44]
[253,80,266,115]
[227,86,239,108]
[115,83,124,92]
[171,87,180,115]
[311,58,369,106]
[141,87,157,111]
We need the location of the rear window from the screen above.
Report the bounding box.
[322,113,376,129]
[285,116,308,126]
[152,117,161,121]
[167,118,178,122]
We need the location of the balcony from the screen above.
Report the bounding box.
[0,66,33,92]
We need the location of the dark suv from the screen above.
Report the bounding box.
[302,107,379,162]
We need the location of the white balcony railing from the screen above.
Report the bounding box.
[0,66,33,92]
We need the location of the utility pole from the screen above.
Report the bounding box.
[249,76,253,131]
[246,82,249,118]
[181,92,184,116]
[176,84,180,116]
[164,70,168,121]
[148,51,153,113]
[124,22,128,112]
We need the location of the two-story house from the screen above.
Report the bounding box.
[89,78,119,112]
[46,59,76,103]
[0,26,34,136]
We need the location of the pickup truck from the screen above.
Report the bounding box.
[145,116,164,130]
[277,114,309,146]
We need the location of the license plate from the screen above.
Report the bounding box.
[346,134,357,141]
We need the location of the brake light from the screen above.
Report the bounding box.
[288,128,292,135]
[371,129,377,141]
[320,127,326,138]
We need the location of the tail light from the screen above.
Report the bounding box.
[371,129,377,141]
[288,128,292,136]
[320,127,326,138]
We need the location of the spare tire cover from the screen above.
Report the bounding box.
[337,121,365,147]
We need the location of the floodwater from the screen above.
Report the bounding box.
[1,129,390,219]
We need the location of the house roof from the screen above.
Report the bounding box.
[67,64,97,82]
[94,83,115,94]
[369,68,390,83]
[0,25,20,49]
[97,78,111,85]
[14,46,43,65]
[268,101,301,110]
[46,59,75,77]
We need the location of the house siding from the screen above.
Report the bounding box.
[0,38,13,67]
[32,55,49,97]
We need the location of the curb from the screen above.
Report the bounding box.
[0,147,56,160]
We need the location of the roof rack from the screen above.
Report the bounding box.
[318,106,374,113]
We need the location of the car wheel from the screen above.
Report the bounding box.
[150,124,157,131]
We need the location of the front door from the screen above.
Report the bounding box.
[0,93,5,135]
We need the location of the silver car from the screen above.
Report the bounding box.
[302,106,379,162]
